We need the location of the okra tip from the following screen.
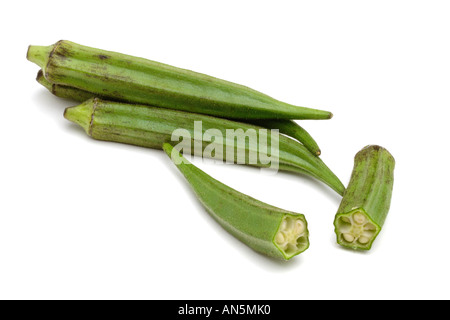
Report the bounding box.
[359,145,395,163]
[294,108,333,120]
[27,44,53,70]
[64,98,97,135]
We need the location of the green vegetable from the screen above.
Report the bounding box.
[163,143,309,260]
[249,119,321,156]
[333,145,395,250]
[36,69,96,102]
[64,98,345,195]
[36,70,322,156]
[28,40,333,120]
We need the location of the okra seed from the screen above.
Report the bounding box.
[340,216,351,224]
[353,212,366,224]
[275,232,285,245]
[358,236,370,244]
[295,220,304,234]
[343,233,355,242]
[364,223,376,231]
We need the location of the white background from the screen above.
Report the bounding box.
[1,0,449,300]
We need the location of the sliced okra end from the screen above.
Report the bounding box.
[274,215,309,260]
[334,209,381,250]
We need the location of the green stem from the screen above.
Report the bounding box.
[27,44,54,70]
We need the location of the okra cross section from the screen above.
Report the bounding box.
[334,145,395,250]
[334,209,379,248]
[274,215,309,257]
[163,143,309,260]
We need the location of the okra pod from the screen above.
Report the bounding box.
[36,70,322,156]
[28,40,333,120]
[248,119,321,156]
[64,98,345,195]
[36,69,96,101]
[163,143,309,260]
[333,145,395,250]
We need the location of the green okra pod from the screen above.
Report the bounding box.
[36,70,322,156]
[36,69,96,102]
[334,145,395,250]
[163,143,309,260]
[28,40,333,120]
[64,98,345,195]
[248,119,321,156]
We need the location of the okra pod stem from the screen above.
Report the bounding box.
[333,145,395,250]
[36,70,322,156]
[163,143,309,260]
[28,40,333,120]
[64,98,345,195]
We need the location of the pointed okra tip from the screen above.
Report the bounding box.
[274,214,309,259]
[64,98,98,135]
[334,209,381,250]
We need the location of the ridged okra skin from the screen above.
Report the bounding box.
[36,69,97,102]
[163,143,309,260]
[28,40,333,120]
[249,119,321,156]
[64,98,345,195]
[334,145,395,250]
[36,70,322,156]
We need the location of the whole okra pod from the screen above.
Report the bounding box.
[333,145,395,250]
[64,98,345,195]
[28,40,333,120]
[36,70,322,156]
[163,143,310,260]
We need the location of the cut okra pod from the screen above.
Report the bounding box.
[163,143,309,260]
[64,98,345,195]
[28,40,333,120]
[334,145,395,250]
[36,70,322,156]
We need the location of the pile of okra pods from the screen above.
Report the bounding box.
[27,40,395,260]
